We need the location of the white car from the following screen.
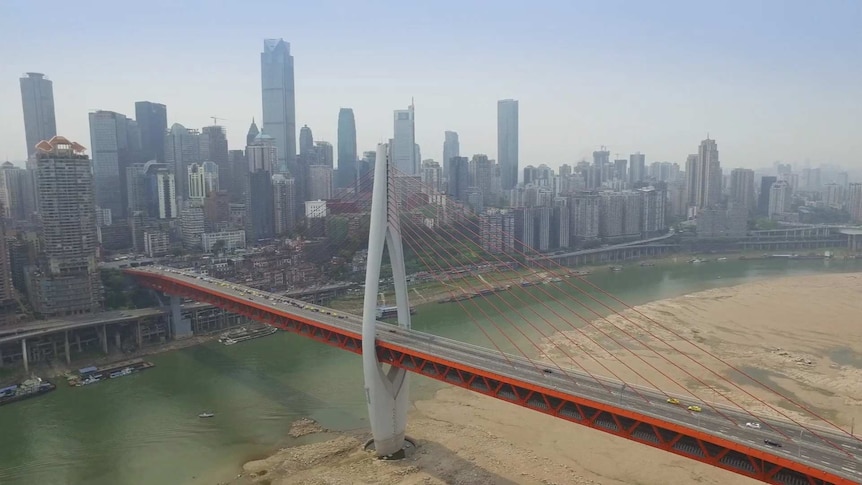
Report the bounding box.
[745,422,761,429]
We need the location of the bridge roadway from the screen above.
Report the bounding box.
[131,267,861,484]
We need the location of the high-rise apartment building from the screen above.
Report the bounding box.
[570,193,600,241]
[729,168,756,213]
[308,165,333,201]
[392,103,417,175]
[261,39,296,174]
[272,174,296,235]
[758,176,778,216]
[0,216,15,326]
[421,160,442,193]
[640,186,667,236]
[479,209,515,255]
[135,101,167,162]
[443,131,460,182]
[336,108,357,188]
[180,207,204,249]
[599,192,626,238]
[26,136,102,317]
[768,180,792,219]
[848,183,862,223]
[497,99,519,190]
[20,73,57,157]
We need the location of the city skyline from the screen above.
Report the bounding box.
[1,1,861,172]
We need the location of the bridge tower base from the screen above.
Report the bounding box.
[361,143,412,458]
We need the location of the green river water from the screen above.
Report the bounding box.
[1,258,860,485]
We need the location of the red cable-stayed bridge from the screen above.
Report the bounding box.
[126,266,860,485]
[126,145,861,484]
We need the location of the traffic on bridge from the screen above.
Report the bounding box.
[126,266,861,485]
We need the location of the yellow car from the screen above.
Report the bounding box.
[687,405,702,412]
[666,398,680,405]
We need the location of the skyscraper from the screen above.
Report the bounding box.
[336,108,357,189]
[592,149,610,188]
[188,163,208,203]
[629,152,646,185]
[89,110,136,218]
[443,131,460,181]
[392,103,416,175]
[294,124,314,216]
[19,73,57,157]
[135,101,167,162]
[298,124,314,157]
[497,99,519,190]
[245,133,277,241]
[246,119,260,147]
[201,125,229,188]
[449,156,470,201]
[164,123,201,201]
[26,136,102,317]
[261,39,296,174]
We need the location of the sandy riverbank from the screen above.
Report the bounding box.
[226,271,862,485]
[326,248,849,315]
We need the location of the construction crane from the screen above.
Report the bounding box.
[210,116,228,125]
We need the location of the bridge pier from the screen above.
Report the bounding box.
[21,338,28,373]
[64,331,71,365]
[361,143,410,458]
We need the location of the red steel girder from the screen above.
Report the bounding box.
[126,271,853,485]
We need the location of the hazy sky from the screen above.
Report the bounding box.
[2,0,860,172]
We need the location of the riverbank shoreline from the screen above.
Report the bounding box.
[227,271,862,485]
[0,333,224,384]
[328,246,848,315]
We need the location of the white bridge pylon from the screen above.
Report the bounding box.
[361,142,411,457]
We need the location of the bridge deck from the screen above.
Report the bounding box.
[126,267,861,485]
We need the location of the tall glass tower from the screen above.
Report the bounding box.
[497,99,519,190]
[19,73,57,157]
[261,39,296,174]
[336,108,357,188]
